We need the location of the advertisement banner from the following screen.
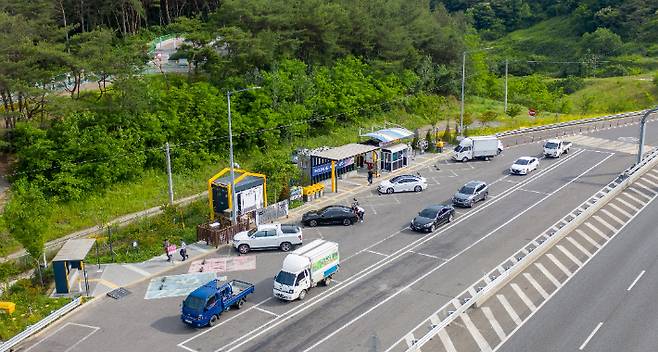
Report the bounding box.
[311,157,355,177]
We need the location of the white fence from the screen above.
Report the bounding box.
[256,200,289,225]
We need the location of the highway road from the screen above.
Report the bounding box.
[497,187,658,352]
[18,119,658,352]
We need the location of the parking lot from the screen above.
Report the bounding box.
[17,120,658,352]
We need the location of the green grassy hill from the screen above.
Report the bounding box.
[494,16,582,60]
[565,74,658,113]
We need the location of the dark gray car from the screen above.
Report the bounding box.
[452,180,488,207]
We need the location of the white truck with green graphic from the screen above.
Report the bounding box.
[273,239,339,301]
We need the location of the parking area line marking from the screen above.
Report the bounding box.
[621,191,645,205]
[644,172,658,182]
[523,273,550,299]
[592,215,618,232]
[635,181,657,195]
[534,263,561,288]
[608,203,633,218]
[482,306,507,341]
[599,208,625,225]
[576,229,601,249]
[557,245,583,266]
[24,322,100,352]
[566,237,592,256]
[123,264,152,277]
[408,251,442,260]
[461,313,493,352]
[584,222,610,240]
[616,196,641,211]
[511,283,537,310]
[365,249,388,257]
[517,188,550,196]
[640,177,658,188]
[628,187,653,201]
[254,307,280,317]
[497,295,522,325]
[547,253,572,276]
[579,322,603,350]
[438,328,458,352]
[627,270,646,291]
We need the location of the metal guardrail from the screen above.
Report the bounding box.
[0,297,82,352]
[403,147,658,351]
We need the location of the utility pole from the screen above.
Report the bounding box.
[638,107,658,164]
[165,142,174,205]
[504,59,509,113]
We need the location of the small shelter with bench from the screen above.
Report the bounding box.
[52,239,95,295]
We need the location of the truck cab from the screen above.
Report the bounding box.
[543,139,571,158]
[181,279,254,327]
[273,255,312,301]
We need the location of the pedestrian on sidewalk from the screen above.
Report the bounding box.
[367,168,373,185]
[163,239,172,262]
[180,241,189,261]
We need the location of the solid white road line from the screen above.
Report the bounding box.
[627,270,646,291]
[511,283,537,311]
[254,306,280,317]
[365,249,388,257]
[409,251,442,260]
[608,203,633,218]
[482,306,507,341]
[579,322,604,350]
[523,273,550,300]
[557,245,583,266]
[460,313,493,352]
[547,253,572,276]
[438,328,458,352]
[576,229,601,249]
[599,208,625,225]
[517,188,550,196]
[614,197,640,212]
[534,263,561,288]
[566,236,593,256]
[593,215,618,233]
[584,222,610,240]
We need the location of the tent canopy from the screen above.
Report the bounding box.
[362,127,414,144]
[53,239,95,262]
[311,143,379,161]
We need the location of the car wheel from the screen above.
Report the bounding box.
[448,213,454,222]
[386,188,394,194]
[461,157,468,163]
[234,298,245,309]
[208,314,219,327]
[298,289,307,300]
[280,242,292,252]
[414,185,422,192]
[343,218,352,226]
[324,276,333,286]
[238,244,250,254]
[309,219,318,227]
[483,192,488,201]
[430,224,436,232]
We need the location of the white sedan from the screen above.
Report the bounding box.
[510,156,539,175]
[378,174,428,194]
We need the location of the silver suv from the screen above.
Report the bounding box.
[452,181,488,207]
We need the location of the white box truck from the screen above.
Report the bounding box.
[452,136,503,162]
[272,239,339,301]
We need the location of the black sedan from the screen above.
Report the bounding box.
[302,205,359,227]
[410,205,455,232]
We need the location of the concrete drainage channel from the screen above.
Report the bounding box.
[386,147,658,352]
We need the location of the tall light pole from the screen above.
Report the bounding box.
[504,59,509,113]
[460,47,493,138]
[227,86,262,224]
[637,106,658,164]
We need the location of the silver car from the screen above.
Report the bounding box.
[378,174,428,194]
[452,181,489,207]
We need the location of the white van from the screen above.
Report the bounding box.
[272,240,339,301]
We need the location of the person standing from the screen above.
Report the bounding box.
[367,168,373,185]
[163,239,172,262]
[180,240,189,261]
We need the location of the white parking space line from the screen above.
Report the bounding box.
[584,222,610,240]
[547,253,572,276]
[608,202,633,218]
[534,263,561,288]
[592,215,618,233]
[621,191,646,205]
[496,295,522,325]
[523,273,550,300]
[511,283,537,311]
[482,306,507,340]
[566,236,593,256]
[365,249,388,257]
[634,181,657,195]
[460,313,493,352]
[557,245,583,266]
[24,323,100,352]
[615,197,640,212]
[579,322,604,350]
[438,328,458,352]
[628,187,653,201]
[576,229,601,249]
[254,307,280,317]
[627,270,646,291]
[599,208,625,225]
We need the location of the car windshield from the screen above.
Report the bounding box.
[459,186,476,194]
[390,176,403,183]
[419,208,439,218]
[275,271,296,286]
[515,159,530,165]
[454,146,463,152]
[183,295,206,312]
[545,142,558,149]
[247,228,258,236]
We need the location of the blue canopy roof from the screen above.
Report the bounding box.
[363,127,414,143]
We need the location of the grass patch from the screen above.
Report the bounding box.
[566,74,658,114]
[494,16,582,60]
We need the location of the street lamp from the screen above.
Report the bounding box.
[227,86,262,224]
[637,106,658,164]
[460,47,493,138]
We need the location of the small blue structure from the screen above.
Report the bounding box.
[52,239,95,295]
[362,127,414,172]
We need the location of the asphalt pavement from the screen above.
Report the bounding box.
[16,119,658,352]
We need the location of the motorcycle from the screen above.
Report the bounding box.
[351,198,365,222]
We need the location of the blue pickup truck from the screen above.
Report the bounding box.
[181,279,255,327]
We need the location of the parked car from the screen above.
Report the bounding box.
[378,174,428,194]
[302,205,359,227]
[452,181,489,207]
[509,156,539,175]
[233,223,303,254]
[410,205,455,232]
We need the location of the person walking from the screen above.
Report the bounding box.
[163,239,172,262]
[180,240,189,261]
[367,168,373,185]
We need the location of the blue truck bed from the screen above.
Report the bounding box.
[181,279,255,327]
